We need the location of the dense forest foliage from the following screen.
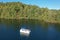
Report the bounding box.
[0,2,60,23]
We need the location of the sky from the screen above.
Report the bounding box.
[0,0,60,9]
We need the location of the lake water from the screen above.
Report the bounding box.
[0,19,60,40]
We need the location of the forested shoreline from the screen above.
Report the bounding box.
[0,2,60,23]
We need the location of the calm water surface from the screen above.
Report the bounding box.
[0,19,60,40]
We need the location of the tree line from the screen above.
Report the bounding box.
[0,2,60,23]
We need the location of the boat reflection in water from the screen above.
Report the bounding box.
[20,28,31,36]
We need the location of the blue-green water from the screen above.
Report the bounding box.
[0,19,60,40]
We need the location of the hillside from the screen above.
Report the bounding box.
[0,2,60,23]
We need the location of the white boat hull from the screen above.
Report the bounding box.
[20,28,31,36]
